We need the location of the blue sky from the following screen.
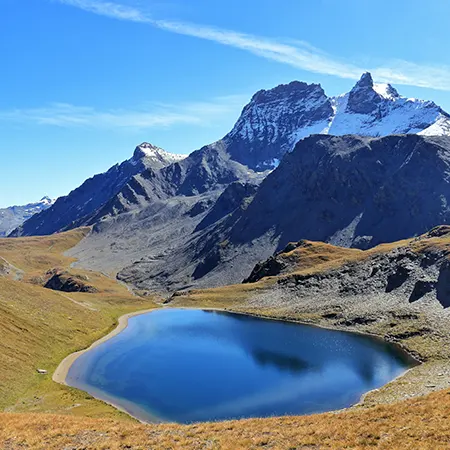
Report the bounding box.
[2,0,450,207]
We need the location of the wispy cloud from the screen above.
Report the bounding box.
[56,0,450,92]
[0,96,246,129]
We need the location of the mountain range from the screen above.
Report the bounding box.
[9,73,450,293]
[0,196,54,237]
[224,71,450,169]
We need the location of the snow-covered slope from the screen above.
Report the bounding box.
[225,72,450,169]
[328,72,450,137]
[0,197,55,237]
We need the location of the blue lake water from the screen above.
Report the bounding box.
[66,309,415,423]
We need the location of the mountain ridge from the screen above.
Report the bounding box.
[0,197,55,237]
[12,73,450,295]
[224,72,450,169]
[10,144,186,237]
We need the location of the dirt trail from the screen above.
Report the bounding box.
[57,293,98,312]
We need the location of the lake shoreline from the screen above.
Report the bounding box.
[53,308,157,386]
[53,306,420,424]
[53,307,165,423]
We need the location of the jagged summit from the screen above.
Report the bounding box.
[351,72,399,99]
[347,72,384,114]
[351,72,399,100]
[39,196,54,204]
[225,80,332,169]
[135,142,161,155]
[354,71,374,88]
[346,72,402,114]
[224,72,450,169]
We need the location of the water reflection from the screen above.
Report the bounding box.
[67,309,415,424]
[251,349,313,374]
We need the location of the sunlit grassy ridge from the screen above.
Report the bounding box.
[0,229,158,419]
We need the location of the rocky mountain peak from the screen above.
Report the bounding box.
[133,142,164,160]
[353,72,374,89]
[224,81,333,169]
[250,81,326,104]
[346,72,384,114]
[39,196,54,205]
[132,143,186,165]
[350,72,400,100]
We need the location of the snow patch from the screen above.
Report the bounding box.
[135,142,186,164]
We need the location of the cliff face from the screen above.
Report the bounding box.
[227,134,450,250]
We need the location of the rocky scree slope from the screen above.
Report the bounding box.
[243,226,450,314]
[10,144,185,237]
[119,133,450,292]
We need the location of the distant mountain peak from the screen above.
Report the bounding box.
[39,196,54,204]
[132,142,186,164]
[347,72,383,114]
[225,80,332,169]
[0,197,56,237]
[138,142,160,150]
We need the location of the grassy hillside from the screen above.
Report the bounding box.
[1,389,450,449]
[0,229,158,419]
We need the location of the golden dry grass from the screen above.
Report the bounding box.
[276,240,362,273]
[0,228,90,277]
[1,389,450,449]
[0,229,158,419]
